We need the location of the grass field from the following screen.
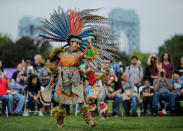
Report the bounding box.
[0,115,183,131]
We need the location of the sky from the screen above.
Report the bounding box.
[0,0,183,53]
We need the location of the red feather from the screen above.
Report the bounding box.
[77,24,84,35]
[70,9,73,33]
[76,18,85,35]
[73,9,79,34]
[71,8,76,34]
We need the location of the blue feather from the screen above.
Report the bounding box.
[54,10,68,34]
[81,42,88,46]
[79,31,92,37]
[43,24,65,38]
[61,8,70,33]
[81,43,87,47]
[39,35,65,41]
[80,45,86,49]
[80,34,93,38]
[51,14,67,36]
[45,19,66,38]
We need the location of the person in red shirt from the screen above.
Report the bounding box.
[0,70,11,116]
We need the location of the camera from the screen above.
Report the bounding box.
[160,72,165,78]
[151,57,157,63]
[26,66,34,75]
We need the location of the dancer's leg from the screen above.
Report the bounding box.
[80,103,97,127]
[52,104,66,128]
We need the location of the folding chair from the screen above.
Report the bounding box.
[121,86,141,117]
[23,90,40,116]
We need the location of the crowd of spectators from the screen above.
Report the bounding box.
[1,52,183,117]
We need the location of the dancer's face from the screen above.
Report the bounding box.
[70,41,80,51]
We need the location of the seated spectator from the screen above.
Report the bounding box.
[175,86,183,115]
[104,76,122,117]
[0,72,11,117]
[23,74,44,116]
[172,70,183,114]
[142,79,154,116]
[172,71,183,97]
[8,72,26,115]
[11,63,23,81]
[176,57,183,81]
[121,72,139,116]
[152,69,176,116]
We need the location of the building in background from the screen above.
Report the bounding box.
[109,8,140,54]
[18,16,44,38]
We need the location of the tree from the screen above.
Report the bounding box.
[111,50,130,68]
[129,50,150,69]
[158,34,183,67]
[0,36,52,67]
[0,33,12,44]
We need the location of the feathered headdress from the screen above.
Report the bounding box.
[38,7,118,71]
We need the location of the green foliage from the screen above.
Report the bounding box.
[112,50,130,67]
[129,50,150,69]
[0,36,52,67]
[158,34,183,67]
[0,33,12,44]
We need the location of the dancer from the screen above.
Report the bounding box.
[38,7,118,128]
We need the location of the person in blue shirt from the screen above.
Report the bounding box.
[111,63,121,78]
[8,72,26,115]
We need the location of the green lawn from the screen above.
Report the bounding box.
[0,115,183,131]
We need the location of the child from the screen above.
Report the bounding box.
[23,74,44,116]
[142,79,154,116]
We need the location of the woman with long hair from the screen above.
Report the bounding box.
[144,55,162,84]
[160,52,174,79]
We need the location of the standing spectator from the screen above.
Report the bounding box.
[121,72,139,116]
[33,54,44,75]
[142,79,154,116]
[111,63,121,78]
[161,52,174,79]
[23,74,44,116]
[8,72,26,115]
[152,69,176,116]
[11,63,23,81]
[0,72,11,116]
[144,55,162,84]
[125,56,143,87]
[176,57,183,81]
[40,57,51,88]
